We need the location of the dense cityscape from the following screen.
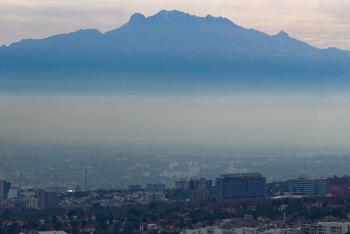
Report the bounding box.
[2,144,350,190]
[2,0,350,234]
[2,172,350,233]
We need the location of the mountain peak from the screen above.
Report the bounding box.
[129,10,238,27]
[147,10,198,24]
[129,13,146,24]
[154,10,191,18]
[275,30,290,38]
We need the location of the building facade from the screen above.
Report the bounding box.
[0,180,11,204]
[215,173,266,199]
[302,222,350,234]
[39,190,58,210]
[287,178,327,197]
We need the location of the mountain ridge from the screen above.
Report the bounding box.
[1,10,350,82]
[2,10,344,51]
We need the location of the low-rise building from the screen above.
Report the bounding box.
[302,222,350,234]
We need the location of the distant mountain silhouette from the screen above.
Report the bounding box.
[1,10,350,81]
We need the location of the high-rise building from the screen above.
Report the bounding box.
[39,190,58,210]
[287,177,327,197]
[215,173,266,199]
[188,178,212,202]
[0,180,11,203]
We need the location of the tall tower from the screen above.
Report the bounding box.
[84,169,88,191]
[0,180,11,204]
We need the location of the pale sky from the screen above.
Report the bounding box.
[1,0,350,50]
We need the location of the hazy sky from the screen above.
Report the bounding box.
[1,0,350,49]
[2,94,350,147]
